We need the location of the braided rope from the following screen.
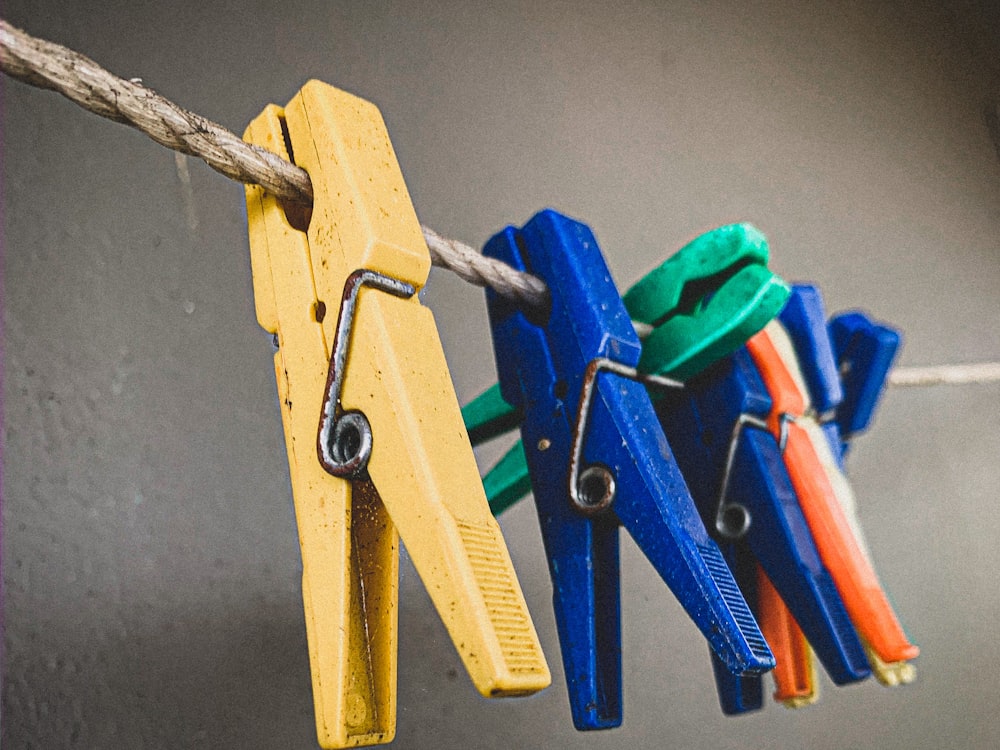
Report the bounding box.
[421,225,549,305]
[0,19,311,203]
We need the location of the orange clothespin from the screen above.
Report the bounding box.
[747,320,918,697]
[756,567,818,707]
[243,81,550,748]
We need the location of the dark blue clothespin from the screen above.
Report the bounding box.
[657,344,871,715]
[668,285,906,714]
[778,285,844,415]
[483,209,774,730]
[779,284,850,467]
[828,311,901,452]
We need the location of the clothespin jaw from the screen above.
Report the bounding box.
[707,541,765,714]
[755,569,820,708]
[244,81,548,748]
[483,209,773,730]
[623,223,791,381]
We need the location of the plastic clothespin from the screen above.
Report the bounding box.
[828,311,902,448]
[659,285,916,712]
[755,568,820,708]
[461,385,529,516]
[777,285,844,415]
[768,287,916,683]
[243,81,549,749]
[459,382,530,515]
[623,223,791,381]
[463,222,791,514]
[482,209,774,730]
[654,345,870,715]
[463,377,522,446]
[748,317,919,689]
[782,320,917,688]
[778,285,851,471]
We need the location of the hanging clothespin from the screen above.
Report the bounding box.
[642,257,917,713]
[623,246,870,713]
[625,226,870,706]
[623,222,791,381]
[775,285,844,414]
[746,287,918,694]
[462,222,791,512]
[481,208,774,730]
[656,347,870,714]
[243,81,549,749]
[828,311,902,452]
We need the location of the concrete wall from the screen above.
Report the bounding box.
[3,1,998,747]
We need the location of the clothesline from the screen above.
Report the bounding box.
[0,18,548,310]
[2,18,997,389]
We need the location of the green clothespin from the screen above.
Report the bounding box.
[482,441,532,516]
[465,222,791,515]
[461,385,528,515]
[624,223,790,382]
[463,381,520,445]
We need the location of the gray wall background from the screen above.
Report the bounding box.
[3,1,998,747]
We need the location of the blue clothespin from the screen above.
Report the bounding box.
[764,290,917,688]
[657,344,871,715]
[828,311,901,451]
[778,285,844,415]
[779,284,850,467]
[483,209,774,730]
[779,288,901,458]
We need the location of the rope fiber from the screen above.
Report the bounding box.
[0,18,549,311]
[2,18,997,388]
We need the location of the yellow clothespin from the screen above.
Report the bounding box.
[243,81,550,748]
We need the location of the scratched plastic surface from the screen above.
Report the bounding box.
[484,209,773,730]
[244,81,549,748]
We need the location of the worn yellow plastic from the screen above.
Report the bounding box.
[244,81,549,749]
